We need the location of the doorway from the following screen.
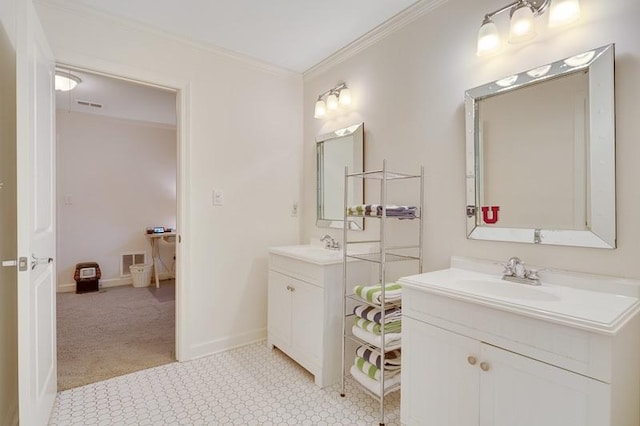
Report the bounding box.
[54,67,180,390]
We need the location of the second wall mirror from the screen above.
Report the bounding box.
[316,123,364,230]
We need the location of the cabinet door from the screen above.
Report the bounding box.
[267,271,292,348]
[290,277,323,368]
[479,343,610,426]
[402,317,480,426]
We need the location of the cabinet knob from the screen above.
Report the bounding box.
[467,356,477,365]
[286,285,295,292]
[480,361,490,372]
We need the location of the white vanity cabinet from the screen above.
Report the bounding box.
[267,246,369,388]
[399,258,640,426]
[403,317,610,426]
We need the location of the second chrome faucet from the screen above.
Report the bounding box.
[502,256,540,286]
[320,234,340,250]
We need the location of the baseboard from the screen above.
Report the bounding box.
[57,272,174,293]
[186,328,267,361]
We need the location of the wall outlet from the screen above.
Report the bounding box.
[291,202,298,217]
[212,190,224,206]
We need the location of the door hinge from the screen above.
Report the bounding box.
[466,205,477,217]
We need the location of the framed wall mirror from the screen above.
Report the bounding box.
[465,44,616,248]
[317,123,364,230]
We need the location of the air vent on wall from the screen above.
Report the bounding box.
[76,100,103,108]
[121,252,146,277]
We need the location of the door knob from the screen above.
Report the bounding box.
[31,254,53,270]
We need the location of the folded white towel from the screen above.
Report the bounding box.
[354,356,400,381]
[354,283,402,306]
[354,305,401,324]
[356,345,401,369]
[352,325,401,349]
[350,365,401,396]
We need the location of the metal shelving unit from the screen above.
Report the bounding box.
[340,160,424,425]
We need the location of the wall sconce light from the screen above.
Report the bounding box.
[314,83,352,119]
[476,0,580,57]
[55,70,82,91]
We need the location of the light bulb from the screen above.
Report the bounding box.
[326,93,338,111]
[314,99,326,119]
[477,19,501,56]
[548,0,580,27]
[338,88,351,106]
[509,3,537,43]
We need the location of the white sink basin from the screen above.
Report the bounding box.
[268,245,343,265]
[400,265,640,331]
[457,279,560,302]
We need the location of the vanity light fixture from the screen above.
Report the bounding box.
[476,0,580,57]
[314,83,351,119]
[55,70,82,91]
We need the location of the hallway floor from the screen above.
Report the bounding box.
[48,340,400,425]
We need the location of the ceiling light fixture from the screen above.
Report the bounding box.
[314,83,352,119]
[476,0,580,57]
[55,70,82,91]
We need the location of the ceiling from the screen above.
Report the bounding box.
[56,69,177,126]
[57,0,422,72]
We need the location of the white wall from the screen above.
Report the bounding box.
[303,0,640,280]
[34,1,303,359]
[0,2,19,424]
[56,110,177,290]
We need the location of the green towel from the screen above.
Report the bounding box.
[354,283,402,304]
[354,356,400,381]
[354,317,401,336]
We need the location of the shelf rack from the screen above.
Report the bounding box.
[340,160,424,426]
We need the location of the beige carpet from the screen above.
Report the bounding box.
[56,280,175,391]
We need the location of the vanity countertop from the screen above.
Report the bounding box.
[268,245,344,265]
[400,265,640,335]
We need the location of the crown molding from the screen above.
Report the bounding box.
[34,0,300,78]
[303,0,450,81]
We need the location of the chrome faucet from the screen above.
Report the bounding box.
[320,234,340,250]
[502,256,540,286]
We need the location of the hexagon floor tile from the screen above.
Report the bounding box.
[48,340,400,425]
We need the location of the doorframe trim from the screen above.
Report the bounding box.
[54,57,191,361]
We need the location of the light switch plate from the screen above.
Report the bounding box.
[213,190,224,206]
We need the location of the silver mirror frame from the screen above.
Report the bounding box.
[465,44,616,248]
[316,123,364,230]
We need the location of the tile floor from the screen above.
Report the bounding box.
[48,341,400,425]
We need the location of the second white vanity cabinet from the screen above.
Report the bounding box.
[267,246,369,387]
[403,317,609,426]
[399,257,640,426]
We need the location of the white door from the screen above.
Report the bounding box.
[401,318,480,426]
[267,270,292,348]
[290,278,322,368]
[479,343,610,426]
[16,1,57,425]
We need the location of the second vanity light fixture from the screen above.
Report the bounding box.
[477,0,580,56]
[314,83,351,119]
